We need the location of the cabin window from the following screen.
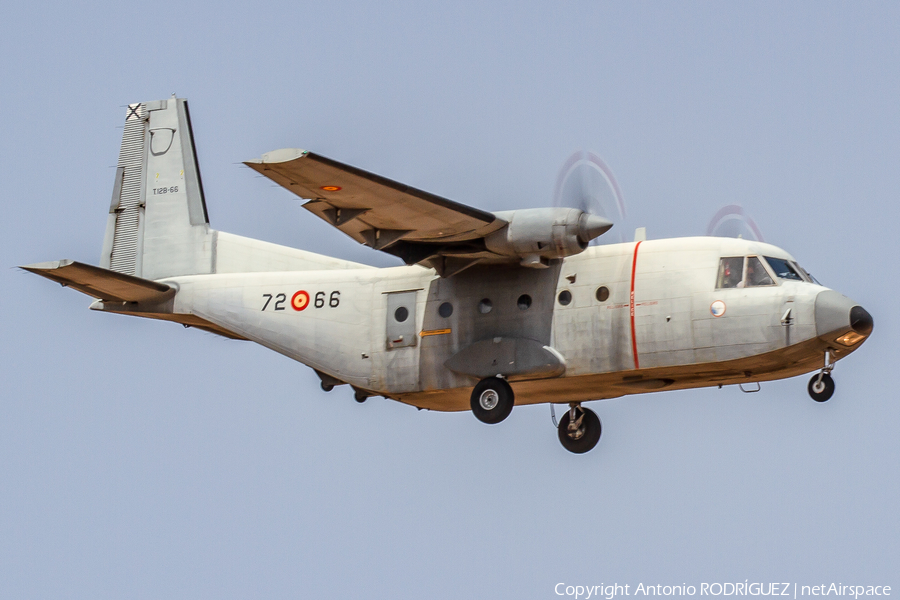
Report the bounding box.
[716,257,744,289]
[557,290,572,306]
[478,298,493,314]
[517,294,532,310]
[596,286,610,302]
[745,256,774,287]
[438,302,453,318]
[763,257,804,281]
[394,306,409,322]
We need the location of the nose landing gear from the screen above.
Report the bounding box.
[557,403,602,454]
[808,350,836,402]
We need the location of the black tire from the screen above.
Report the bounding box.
[470,377,514,424]
[557,406,602,454]
[354,389,369,403]
[808,373,835,402]
[321,382,334,392]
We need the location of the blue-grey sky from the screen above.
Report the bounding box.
[2,2,898,598]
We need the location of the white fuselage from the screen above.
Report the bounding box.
[158,236,860,411]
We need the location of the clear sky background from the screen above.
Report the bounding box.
[1,2,898,598]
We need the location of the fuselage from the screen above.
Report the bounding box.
[161,236,870,411]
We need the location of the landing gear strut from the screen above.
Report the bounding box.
[470,377,514,424]
[808,349,836,402]
[557,403,602,454]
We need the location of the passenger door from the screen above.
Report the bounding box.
[385,291,417,349]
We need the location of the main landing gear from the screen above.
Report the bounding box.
[470,377,514,424]
[557,403,602,454]
[808,350,836,402]
[469,378,602,454]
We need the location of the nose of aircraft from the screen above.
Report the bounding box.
[850,305,874,336]
[815,290,874,341]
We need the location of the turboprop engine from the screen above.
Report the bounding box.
[485,207,613,267]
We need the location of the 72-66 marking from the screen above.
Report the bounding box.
[261,290,340,311]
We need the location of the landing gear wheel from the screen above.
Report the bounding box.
[557,405,601,454]
[353,389,369,403]
[808,373,835,402]
[470,377,514,424]
[321,382,334,392]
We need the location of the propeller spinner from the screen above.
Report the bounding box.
[553,150,627,245]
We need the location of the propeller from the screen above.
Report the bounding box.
[553,152,765,245]
[552,150,628,245]
[706,204,764,241]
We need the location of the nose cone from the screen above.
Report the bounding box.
[577,214,614,244]
[850,305,873,335]
[815,290,874,341]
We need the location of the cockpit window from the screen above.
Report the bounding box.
[745,256,774,287]
[763,256,804,281]
[797,264,820,285]
[716,257,744,289]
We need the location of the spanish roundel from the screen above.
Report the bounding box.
[292,290,310,311]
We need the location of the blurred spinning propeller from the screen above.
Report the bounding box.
[552,150,628,244]
[706,204,764,241]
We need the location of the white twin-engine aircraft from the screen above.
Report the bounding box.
[23,98,874,453]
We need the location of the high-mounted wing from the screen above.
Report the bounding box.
[244,149,508,273]
[246,149,614,276]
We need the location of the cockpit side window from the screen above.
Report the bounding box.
[763,256,804,281]
[745,256,774,287]
[791,261,817,284]
[804,268,820,285]
[716,257,744,289]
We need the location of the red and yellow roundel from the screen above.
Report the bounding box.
[320,185,341,192]
[291,290,310,311]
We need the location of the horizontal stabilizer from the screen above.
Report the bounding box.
[20,260,175,303]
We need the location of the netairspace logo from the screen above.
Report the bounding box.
[553,583,892,600]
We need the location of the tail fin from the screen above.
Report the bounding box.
[100,98,214,279]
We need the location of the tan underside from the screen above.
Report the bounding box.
[394,336,840,412]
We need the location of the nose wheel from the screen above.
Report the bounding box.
[808,350,836,402]
[808,373,835,402]
[557,404,602,454]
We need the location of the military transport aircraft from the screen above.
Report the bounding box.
[22,98,874,454]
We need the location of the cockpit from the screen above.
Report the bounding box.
[716,255,818,289]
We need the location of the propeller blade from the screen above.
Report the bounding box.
[553,150,627,244]
[707,205,765,241]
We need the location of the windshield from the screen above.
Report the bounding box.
[746,256,774,286]
[763,256,806,282]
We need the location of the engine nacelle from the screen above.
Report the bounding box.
[485,207,613,267]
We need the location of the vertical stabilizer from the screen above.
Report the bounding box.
[101,98,214,279]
